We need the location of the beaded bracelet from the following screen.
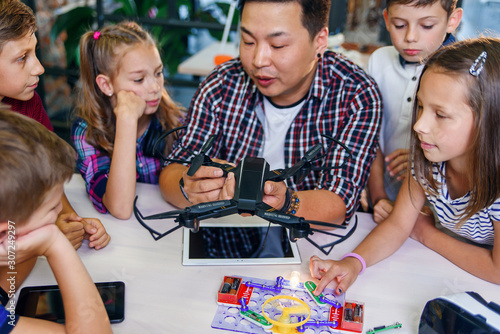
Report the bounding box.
[286,191,300,215]
[341,253,366,274]
[280,188,300,215]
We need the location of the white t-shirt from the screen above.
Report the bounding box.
[261,97,305,170]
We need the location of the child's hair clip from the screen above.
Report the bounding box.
[469,51,487,77]
[93,31,101,40]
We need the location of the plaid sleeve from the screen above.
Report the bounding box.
[166,70,224,163]
[71,119,110,213]
[321,75,382,220]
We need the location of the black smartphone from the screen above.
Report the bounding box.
[15,281,125,323]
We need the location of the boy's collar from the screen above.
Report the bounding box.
[398,55,419,68]
[442,33,456,46]
[399,33,456,68]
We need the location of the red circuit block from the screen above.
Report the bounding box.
[217,276,253,306]
[330,300,364,333]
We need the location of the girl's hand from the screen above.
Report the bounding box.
[386,149,409,181]
[113,90,147,120]
[263,181,288,210]
[55,212,85,250]
[82,218,111,250]
[0,224,61,265]
[309,255,360,296]
[373,199,394,224]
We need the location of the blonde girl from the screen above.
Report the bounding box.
[72,21,184,219]
[310,37,500,295]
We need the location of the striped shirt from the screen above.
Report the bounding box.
[168,50,382,220]
[420,162,496,245]
[72,117,164,213]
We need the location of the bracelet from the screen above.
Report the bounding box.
[286,191,300,215]
[341,253,366,274]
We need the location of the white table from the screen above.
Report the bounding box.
[19,176,500,333]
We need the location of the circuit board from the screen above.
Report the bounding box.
[211,275,346,334]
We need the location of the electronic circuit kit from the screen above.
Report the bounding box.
[213,275,365,334]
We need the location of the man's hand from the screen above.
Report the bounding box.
[263,181,288,210]
[82,218,111,250]
[56,212,85,250]
[386,149,409,181]
[182,159,233,204]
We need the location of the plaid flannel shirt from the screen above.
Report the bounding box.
[72,117,163,213]
[168,50,382,220]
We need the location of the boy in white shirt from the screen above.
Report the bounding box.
[366,0,462,223]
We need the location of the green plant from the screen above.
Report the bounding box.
[50,6,95,69]
[112,0,193,75]
[50,0,238,77]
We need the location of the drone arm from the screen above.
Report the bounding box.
[189,201,239,221]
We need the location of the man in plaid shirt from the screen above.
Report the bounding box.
[160,0,381,256]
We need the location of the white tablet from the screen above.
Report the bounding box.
[182,219,301,266]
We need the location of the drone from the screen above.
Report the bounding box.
[134,126,358,255]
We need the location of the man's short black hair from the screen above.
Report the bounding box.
[238,0,330,39]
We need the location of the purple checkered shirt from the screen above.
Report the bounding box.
[72,117,163,213]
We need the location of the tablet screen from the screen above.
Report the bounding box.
[182,226,301,265]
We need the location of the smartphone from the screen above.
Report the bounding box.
[15,281,125,323]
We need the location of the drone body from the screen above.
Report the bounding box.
[134,126,357,255]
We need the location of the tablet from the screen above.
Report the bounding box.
[15,281,125,323]
[182,225,301,266]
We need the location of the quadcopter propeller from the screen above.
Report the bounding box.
[187,135,217,176]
